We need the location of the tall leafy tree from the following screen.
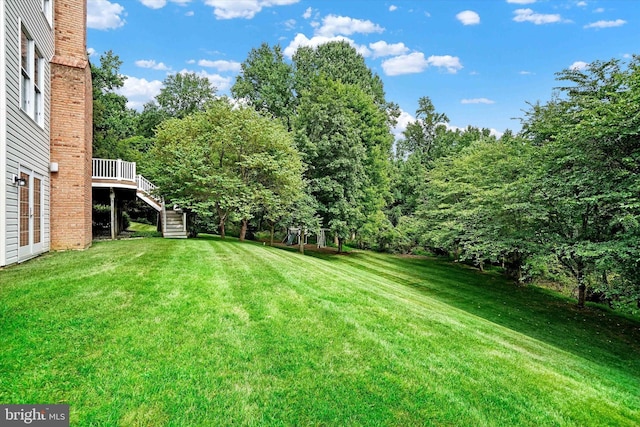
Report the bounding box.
[291,42,396,250]
[420,138,537,276]
[295,78,369,253]
[293,41,387,108]
[151,99,303,240]
[91,50,135,158]
[522,56,640,307]
[397,96,449,163]
[135,101,168,139]
[155,72,217,119]
[231,43,296,131]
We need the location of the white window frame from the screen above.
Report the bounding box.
[42,0,53,26]
[19,24,44,127]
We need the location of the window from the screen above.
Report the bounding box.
[20,29,29,112]
[20,26,43,126]
[42,0,53,25]
[34,49,43,122]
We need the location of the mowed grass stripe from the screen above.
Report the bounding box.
[194,241,640,427]
[1,236,639,426]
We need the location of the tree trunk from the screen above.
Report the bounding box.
[577,271,587,308]
[216,204,226,239]
[239,219,248,241]
[338,237,343,254]
[334,234,339,246]
[219,218,226,239]
[269,223,275,246]
[299,228,305,254]
[578,284,587,308]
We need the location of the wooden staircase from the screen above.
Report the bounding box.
[162,207,188,239]
[135,175,187,239]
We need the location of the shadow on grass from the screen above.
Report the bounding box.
[297,247,640,377]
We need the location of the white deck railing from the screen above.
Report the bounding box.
[136,175,156,195]
[92,158,136,182]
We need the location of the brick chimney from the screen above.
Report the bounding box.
[49,0,93,250]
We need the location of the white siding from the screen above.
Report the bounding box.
[2,0,54,266]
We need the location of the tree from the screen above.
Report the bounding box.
[135,101,168,139]
[521,56,640,308]
[155,72,217,119]
[293,41,387,108]
[232,43,296,131]
[397,96,449,163]
[150,99,304,240]
[420,138,537,276]
[295,78,370,253]
[290,43,396,251]
[91,50,135,158]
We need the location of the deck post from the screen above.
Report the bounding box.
[110,187,116,240]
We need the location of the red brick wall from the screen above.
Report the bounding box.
[49,0,93,250]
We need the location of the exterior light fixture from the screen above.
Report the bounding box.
[12,175,27,187]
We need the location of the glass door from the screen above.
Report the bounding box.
[18,168,43,259]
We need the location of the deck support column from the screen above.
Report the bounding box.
[110,187,116,240]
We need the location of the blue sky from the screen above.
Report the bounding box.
[86,0,638,137]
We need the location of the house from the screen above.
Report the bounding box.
[1,0,92,267]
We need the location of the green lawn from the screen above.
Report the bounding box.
[1,236,639,426]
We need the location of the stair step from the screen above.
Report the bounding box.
[162,208,187,238]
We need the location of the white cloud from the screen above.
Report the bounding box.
[303,7,313,19]
[139,0,166,8]
[576,1,587,6]
[569,61,588,70]
[584,19,626,29]
[369,41,409,58]
[135,59,171,71]
[519,70,534,75]
[198,59,242,72]
[513,8,564,24]
[185,11,194,16]
[426,55,463,73]
[87,47,97,57]
[117,76,163,110]
[204,0,300,20]
[506,0,536,4]
[593,7,604,13]
[461,98,495,104]
[87,0,125,30]
[139,0,190,9]
[283,33,370,58]
[186,59,196,64]
[456,10,480,26]
[284,19,297,30]
[382,53,463,76]
[389,5,398,12]
[382,52,429,76]
[315,15,384,37]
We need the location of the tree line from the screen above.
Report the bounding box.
[91,47,640,313]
